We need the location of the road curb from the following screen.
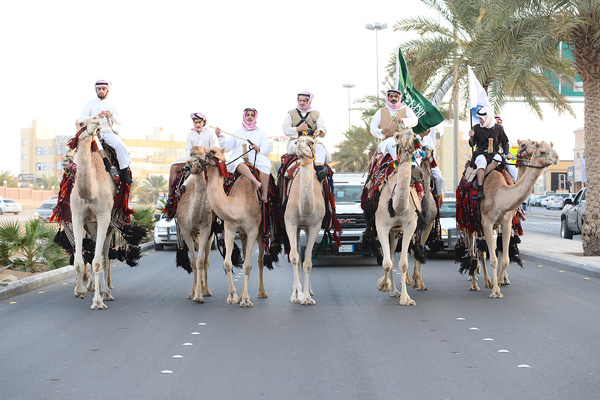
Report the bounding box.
[520,251,600,278]
[0,242,154,301]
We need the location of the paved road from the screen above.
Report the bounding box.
[1,246,599,400]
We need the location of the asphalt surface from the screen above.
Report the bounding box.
[1,244,600,400]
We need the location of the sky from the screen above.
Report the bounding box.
[0,0,585,176]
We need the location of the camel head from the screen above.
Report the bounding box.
[189,146,207,174]
[394,128,415,163]
[204,147,229,176]
[296,135,316,161]
[532,141,559,166]
[516,139,536,162]
[77,116,102,141]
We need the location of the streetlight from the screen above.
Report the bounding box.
[365,22,388,100]
[342,83,355,130]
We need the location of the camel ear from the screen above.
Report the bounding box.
[534,141,539,148]
[550,142,554,148]
[517,139,522,145]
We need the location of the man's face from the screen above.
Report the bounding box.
[95,86,108,99]
[387,92,400,104]
[245,110,256,122]
[478,117,485,125]
[297,96,309,107]
[496,117,503,125]
[193,118,205,129]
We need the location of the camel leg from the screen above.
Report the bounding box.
[398,221,417,306]
[388,233,402,297]
[300,226,320,305]
[190,232,205,303]
[287,225,305,303]
[101,240,114,301]
[239,230,257,307]
[257,239,268,298]
[90,216,111,310]
[376,223,393,293]
[482,223,502,298]
[72,213,88,300]
[497,222,512,290]
[202,233,213,297]
[413,225,432,291]
[479,249,492,289]
[223,228,238,304]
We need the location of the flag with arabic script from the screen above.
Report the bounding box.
[467,65,492,125]
[394,48,444,134]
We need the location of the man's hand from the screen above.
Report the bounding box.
[506,152,513,160]
[251,144,260,152]
[215,127,222,136]
[468,129,475,137]
[315,130,324,137]
[382,127,391,138]
[296,122,309,132]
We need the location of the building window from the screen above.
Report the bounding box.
[36,147,48,155]
[36,163,42,171]
[42,162,47,171]
[22,139,27,146]
[49,162,53,170]
[56,161,62,170]
[48,147,54,155]
[22,154,27,161]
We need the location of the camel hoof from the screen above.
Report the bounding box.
[290,289,305,304]
[377,277,391,292]
[257,291,268,298]
[469,284,480,291]
[203,288,213,297]
[417,285,428,291]
[301,297,316,305]
[400,298,416,306]
[91,301,107,310]
[390,290,401,298]
[490,292,504,299]
[102,292,114,301]
[193,295,205,303]
[74,288,88,299]
[227,294,238,304]
[187,293,194,299]
[239,298,253,307]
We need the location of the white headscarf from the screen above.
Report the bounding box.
[476,106,496,129]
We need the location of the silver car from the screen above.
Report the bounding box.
[154,214,177,250]
[34,199,58,222]
[0,198,22,215]
[439,198,458,252]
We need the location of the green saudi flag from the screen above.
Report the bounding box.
[395,48,444,134]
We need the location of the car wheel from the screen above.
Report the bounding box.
[0,209,3,215]
[155,243,164,250]
[14,212,19,215]
[561,219,573,239]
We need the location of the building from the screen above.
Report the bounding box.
[435,125,471,191]
[20,120,69,184]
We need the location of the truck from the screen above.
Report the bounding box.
[561,187,585,239]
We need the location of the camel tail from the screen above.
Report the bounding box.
[410,242,426,264]
[53,229,73,254]
[125,245,142,267]
[176,243,193,274]
[231,242,244,268]
[496,234,523,268]
[458,256,478,276]
[120,224,148,246]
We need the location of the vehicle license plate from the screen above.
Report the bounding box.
[338,245,353,253]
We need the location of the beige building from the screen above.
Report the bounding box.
[435,125,471,192]
[20,120,69,183]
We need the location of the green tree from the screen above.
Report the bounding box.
[131,206,158,243]
[0,219,69,273]
[331,125,378,172]
[135,175,168,205]
[480,0,599,254]
[0,171,17,188]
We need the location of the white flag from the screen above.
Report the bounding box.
[468,65,492,120]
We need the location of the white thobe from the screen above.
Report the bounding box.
[282,110,331,164]
[172,128,224,164]
[226,128,272,175]
[80,97,130,169]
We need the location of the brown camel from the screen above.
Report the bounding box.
[284,136,326,305]
[176,146,214,303]
[71,116,117,310]
[203,147,267,307]
[375,129,420,306]
[472,141,558,297]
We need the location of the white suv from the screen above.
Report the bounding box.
[300,172,374,259]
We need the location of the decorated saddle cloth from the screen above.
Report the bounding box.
[456,168,524,236]
[276,154,342,256]
[360,153,425,228]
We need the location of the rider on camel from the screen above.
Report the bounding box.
[468,107,513,199]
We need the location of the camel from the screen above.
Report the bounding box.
[176,146,214,303]
[203,147,267,307]
[71,116,117,310]
[471,140,558,298]
[284,136,326,305]
[375,129,421,306]
[465,138,538,290]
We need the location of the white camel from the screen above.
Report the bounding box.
[284,136,326,305]
[71,116,117,310]
[176,146,214,303]
[375,129,421,306]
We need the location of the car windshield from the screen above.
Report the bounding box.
[4,199,15,203]
[440,201,456,218]
[333,185,363,203]
[40,202,57,209]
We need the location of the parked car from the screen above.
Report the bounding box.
[438,197,458,252]
[546,196,565,210]
[0,198,22,215]
[556,193,576,202]
[154,213,177,250]
[540,196,552,208]
[561,187,585,239]
[529,195,547,207]
[34,198,58,222]
[299,173,374,259]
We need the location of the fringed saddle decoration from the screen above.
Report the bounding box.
[276,154,342,259]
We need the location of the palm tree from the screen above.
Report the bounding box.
[331,125,379,172]
[0,219,69,273]
[482,0,599,254]
[389,0,574,118]
[0,171,17,188]
[135,175,168,205]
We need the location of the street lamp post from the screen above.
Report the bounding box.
[365,22,388,101]
[342,83,355,130]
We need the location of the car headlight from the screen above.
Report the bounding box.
[441,229,448,238]
[156,227,168,233]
